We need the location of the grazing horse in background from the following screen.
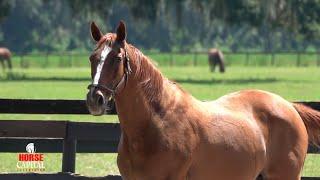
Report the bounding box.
[0,47,12,70]
[86,21,320,180]
[208,48,225,73]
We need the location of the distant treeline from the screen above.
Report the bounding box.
[0,0,319,53]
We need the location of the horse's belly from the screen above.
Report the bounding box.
[188,147,264,180]
[191,117,267,179]
[118,152,191,180]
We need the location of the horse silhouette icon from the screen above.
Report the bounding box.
[26,143,36,153]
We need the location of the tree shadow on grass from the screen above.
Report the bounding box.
[1,72,281,84]
[173,77,279,85]
[0,72,90,82]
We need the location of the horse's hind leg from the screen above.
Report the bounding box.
[219,59,225,73]
[208,58,214,72]
[212,61,218,72]
[263,122,307,179]
[263,142,307,180]
[7,58,12,69]
[261,150,305,180]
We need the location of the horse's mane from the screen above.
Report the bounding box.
[126,43,189,109]
[126,43,165,103]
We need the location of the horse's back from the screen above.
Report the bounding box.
[0,47,11,59]
[208,48,220,59]
[212,89,303,125]
[210,89,307,140]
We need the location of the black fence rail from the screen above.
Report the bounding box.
[0,98,116,114]
[0,98,320,179]
[10,51,320,68]
[0,173,122,180]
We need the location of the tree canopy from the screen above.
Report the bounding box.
[0,0,319,53]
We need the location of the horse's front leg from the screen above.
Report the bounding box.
[117,155,130,180]
[117,134,132,180]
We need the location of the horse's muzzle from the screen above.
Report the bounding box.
[86,88,107,116]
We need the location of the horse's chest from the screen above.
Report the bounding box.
[118,135,190,179]
[118,146,168,179]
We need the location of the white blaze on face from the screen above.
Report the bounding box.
[93,45,112,85]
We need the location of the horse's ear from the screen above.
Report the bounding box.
[90,21,103,42]
[116,20,126,42]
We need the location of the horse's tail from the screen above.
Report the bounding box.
[293,103,320,146]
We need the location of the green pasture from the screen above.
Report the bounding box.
[10,52,320,68]
[0,66,320,176]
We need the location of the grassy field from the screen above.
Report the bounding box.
[10,52,320,68]
[0,66,320,176]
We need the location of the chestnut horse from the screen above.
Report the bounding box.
[208,48,225,73]
[86,21,320,180]
[0,47,12,70]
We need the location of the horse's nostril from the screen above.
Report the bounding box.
[97,94,105,106]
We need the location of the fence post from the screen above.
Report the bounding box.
[20,55,24,68]
[245,52,249,66]
[297,52,301,67]
[193,52,197,66]
[69,52,72,68]
[59,54,63,67]
[62,137,77,173]
[317,52,320,67]
[44,52,49,68]
[271,52,275,66]
[170,53,173,66]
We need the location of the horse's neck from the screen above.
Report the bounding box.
[114,45,183,138]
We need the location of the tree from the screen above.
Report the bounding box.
[0,0,319,52]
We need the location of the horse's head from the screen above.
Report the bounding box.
[86,21,131,116]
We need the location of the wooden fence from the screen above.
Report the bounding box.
[13,51,320,68]
[0,98,320,179]
[0,99,119,180]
